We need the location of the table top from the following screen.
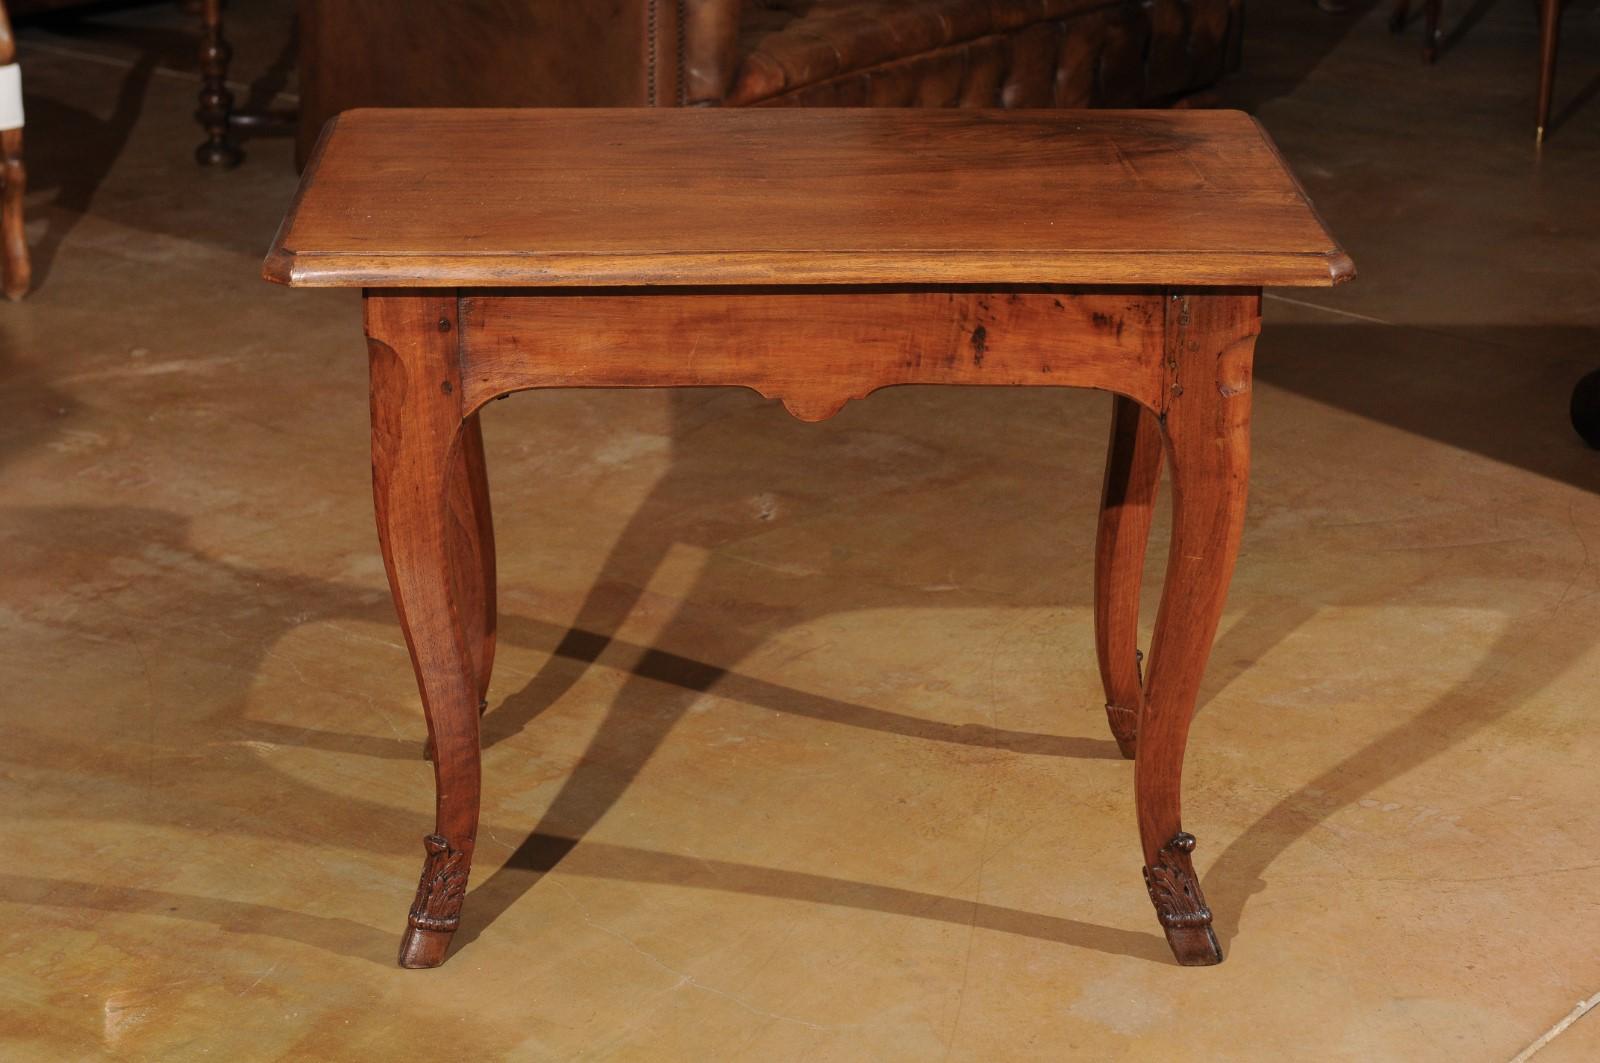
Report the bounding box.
[263,108,1352,289]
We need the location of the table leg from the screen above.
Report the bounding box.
[454,413,497,710]
[366,292,487,969]
[423,411,496,761]
[1137,291,1258,966]
[1094,394,1164,760]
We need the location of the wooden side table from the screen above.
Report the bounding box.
[264,108,1351,970]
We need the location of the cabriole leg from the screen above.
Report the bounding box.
[367,292,484,969]
[424,413,497,761]
[1094,394,1163,759]
[454,413,497,708]
[1137,290,1259,966]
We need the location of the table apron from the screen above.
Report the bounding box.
[456,288,1171,422]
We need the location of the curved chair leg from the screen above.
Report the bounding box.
[1536,0,1560,143]
[1136,291,1258,966]
[0,1,28,300]
[0,127,24,301]
[454,413,498,706]
[1094,394,1163,759]
[367,292,484,969]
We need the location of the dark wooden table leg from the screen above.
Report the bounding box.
[1536,0,1561,143]
[195,0,242,167]
[0,0,27,299]
[1094,394,1164,760]
[1136,290,1259,966]
[366,291,490,969]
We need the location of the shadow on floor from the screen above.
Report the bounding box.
[1257,322,1600,490]
[19,45,156,291]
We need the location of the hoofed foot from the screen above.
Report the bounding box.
[398,925,456,969]
[397,834,470,969]
[1162,923,1224,966]
[1143,832,1223,966]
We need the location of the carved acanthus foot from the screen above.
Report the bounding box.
[398,833,471,968]
[1143,831,1223,966]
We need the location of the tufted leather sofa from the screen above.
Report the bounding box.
[296,0,1244,165]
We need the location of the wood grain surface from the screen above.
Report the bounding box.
[264,108,1352,289]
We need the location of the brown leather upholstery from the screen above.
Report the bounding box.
[297,0,1243,165]
[728,0,1241,108]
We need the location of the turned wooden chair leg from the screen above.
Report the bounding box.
[1094,394,1163,759]
[1136,291,1259,966]
[367,292,486,969]
[195,0,242,166]
[1536,0,1560,143]
[0,1,28,300]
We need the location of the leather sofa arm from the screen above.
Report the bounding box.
[683,0,743,104]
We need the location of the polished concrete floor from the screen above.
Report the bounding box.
[3,2,1600,1060]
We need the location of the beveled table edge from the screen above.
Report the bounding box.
[262,111,1355,291]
